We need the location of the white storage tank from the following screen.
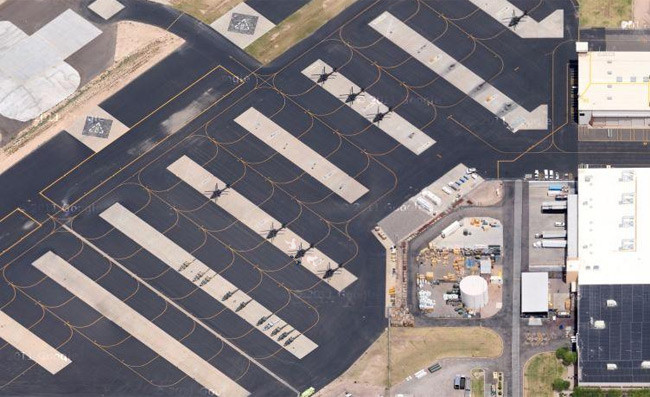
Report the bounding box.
[460,275,489,309]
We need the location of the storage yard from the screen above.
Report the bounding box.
[415,217,503,318]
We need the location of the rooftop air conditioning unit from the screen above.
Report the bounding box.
[606,299,618,308]
[594,320,606,329]
[642,361,650,369]
[607,363,618,370]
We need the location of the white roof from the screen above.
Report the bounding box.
[521,272,548,313]
[578,51,650,112]
[578,168,650,285]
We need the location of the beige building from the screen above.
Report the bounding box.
[578,43,650,127]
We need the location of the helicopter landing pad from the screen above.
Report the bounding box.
[467,0,564,38]
[168,155,358,292]
[369,11,549,132]
[99,203,319,359]
[234,107,369,203]
[302,59,435,155]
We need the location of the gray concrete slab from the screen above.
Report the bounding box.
[33,251,249,397]
[88,0,125,20]
[168,155,357,291]
[100,203,318,359]
[234,107,369,203]
[0,9,101,122]
[0,310,71,375]
[468,0,564,38]
[369,12,548,132]
[34,9,102,60]
[302,59,435,155]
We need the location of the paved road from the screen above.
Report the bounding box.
[511,180,523,397]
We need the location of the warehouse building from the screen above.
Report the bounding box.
[576,167,650,386]
[577,43,650,128]
[521,272,549,317]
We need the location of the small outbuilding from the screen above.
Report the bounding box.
[521,272,549,316]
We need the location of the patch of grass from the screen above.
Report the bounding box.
[579,0,633,28]
[524,352,567,397]
[246,0,359,64]
[341,327,503,387]
[170,0,244,23]
[471,368,485,397]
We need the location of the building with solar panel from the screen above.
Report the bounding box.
[572,167,650,386]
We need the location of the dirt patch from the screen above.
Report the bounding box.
[246,0,359,64]
[169,0,245,23]
[465,180,504,207]
[580,0,633,28]
[316,326,503,395]
[0,21,184,173]
[633,0,650,27]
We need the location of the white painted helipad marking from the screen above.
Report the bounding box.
[32,252,248,396]
[234,107,369,203]
[0,310,71,375]
[100,203,318,359]
[209,2,275,49]
[168,155,357,291]
[302,59,435,155]
[64,106,128,152]
[468,0,564,38]
[369,12,548,132]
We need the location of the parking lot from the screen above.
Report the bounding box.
[527,181,575,270]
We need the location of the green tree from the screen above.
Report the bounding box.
[572,387,603,397]
[552,378,569,391]
[561,350,577,366]
[556,347,568,359]
[629,390,650,397]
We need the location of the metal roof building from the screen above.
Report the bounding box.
[578,48,650,127]
[521,272,549,315]
[576,168,650,386]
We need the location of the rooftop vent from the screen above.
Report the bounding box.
[620,193,634,204]
[620,170,635,182]
[585,175,592,182]
[594,320,606,329]
[606,299,618,307]
[642,361,650,369]
[620,216,634,228]
[620,239,635,251]
[607,363,618,370]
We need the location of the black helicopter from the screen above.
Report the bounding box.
[318,262,342,280]
[263,222,287,241]
[340,86,365,105]
[290,242,314,263]
[313,66,338,85]
[370,106,393,125]
[507,9,528,28]
[205,182,231,200]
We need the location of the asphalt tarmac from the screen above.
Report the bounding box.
[2,0,642,395]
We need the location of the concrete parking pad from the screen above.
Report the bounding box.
[100,203,318,359]
[32,251,249,397]
[302,59,435,155]
[64,106,128,152]
[0,10,101,122]
[33,9,102,61]
[209,3,274,49]
[0,310,71,375]
[369,12,548,132]
[468,0,564,38]
[168,155,358,291]
[88,0,125,20]
[235,107,369,203]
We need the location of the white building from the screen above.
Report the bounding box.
[575,167,650,386]
[577,44,650,127]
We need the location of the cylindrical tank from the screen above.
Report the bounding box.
[460,275,489,309]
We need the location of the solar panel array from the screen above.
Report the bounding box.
[578,284,650,383]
